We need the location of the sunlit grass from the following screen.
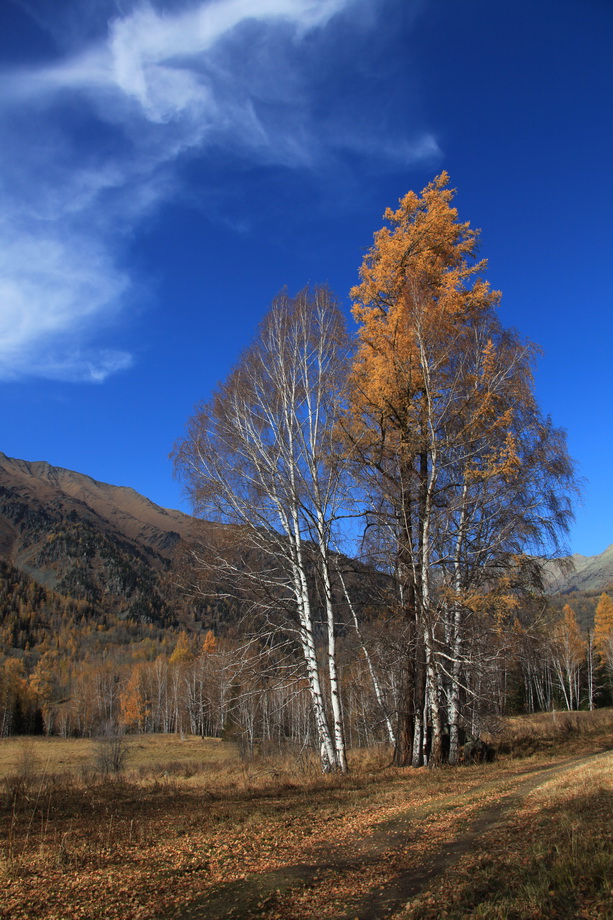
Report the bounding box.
[1,714,612,920]
[0,733,234,783]
[401,754,613,920]
[488,707,613,758]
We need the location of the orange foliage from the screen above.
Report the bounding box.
[553,604,585,668]
[169,630,195,665]
[120,662,152,731]
[350,173,500,437]
[594,592,613,665]
[347,172,554,504]
[202,629,217,654]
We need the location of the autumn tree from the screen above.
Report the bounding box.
[0,658,36,735]
[550,604,584,710]
[120,662,153,732]
[347,173,575,765]
[174,287,354,772]
[594,593,613,699]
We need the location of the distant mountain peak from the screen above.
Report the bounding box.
[543,544,613,594]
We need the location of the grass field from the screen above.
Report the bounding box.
[0,733,235,783]
[1,711,612,920]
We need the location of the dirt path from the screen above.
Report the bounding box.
[174,751,612,920]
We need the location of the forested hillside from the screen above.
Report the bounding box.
[0,452,611,747]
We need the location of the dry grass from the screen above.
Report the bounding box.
[487,707,613,758]
[1,715,612,920]
[401,753,613,920]
[0,733,236,787]
[0,741,491,919]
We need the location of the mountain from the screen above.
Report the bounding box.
[0,452,198,628]
[1,452,611,641]
[0,452,193,556]
[543,544,613,595]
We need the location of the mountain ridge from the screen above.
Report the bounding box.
[0,451,193,556]
[0,452,611,606]
[0,452,200,627]
[543,543,613,594]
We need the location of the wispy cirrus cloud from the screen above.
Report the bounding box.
[1,0,439,382]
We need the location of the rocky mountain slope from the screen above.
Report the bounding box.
[543,545,613,594]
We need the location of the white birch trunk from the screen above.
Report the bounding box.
[449,481,469,765]
[587,629,594,710]
[288,502,336,771]
[317,534,347,771]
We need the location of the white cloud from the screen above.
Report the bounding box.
[36,349,134,384]
[0,0,438,382]
[0,226,131,381]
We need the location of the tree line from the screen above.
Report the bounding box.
[3,592,612,744]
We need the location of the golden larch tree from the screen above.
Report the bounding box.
[348,173,575,766]
[594,592,613,670]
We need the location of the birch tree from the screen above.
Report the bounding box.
[550,604,584,710]
[174,287,352,772]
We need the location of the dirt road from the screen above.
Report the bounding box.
[174,750,612,920]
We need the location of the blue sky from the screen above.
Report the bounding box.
[0,0,611,556]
